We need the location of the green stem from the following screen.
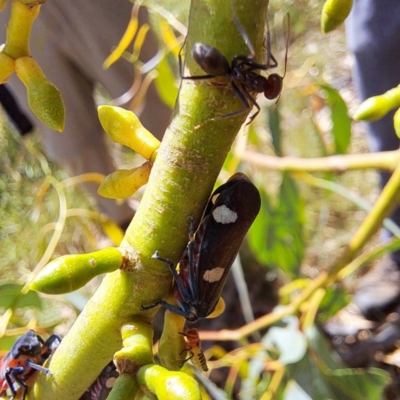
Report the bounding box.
[29,0,268,398]
[241,149,400,172]
[3,0,40,58]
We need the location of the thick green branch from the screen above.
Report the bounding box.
[29,0,268,398]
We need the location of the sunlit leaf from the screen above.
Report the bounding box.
[154,55,179,108]
[318,84,351,154]
[0,283,42,310]
[325,367,389,400]
[0,335,17,351]
[289,352,336,399]
[318,286,350,322]
[103,4,139,69]
[129,24,151,64]
[160,20,181,56]
[268,105,283,156]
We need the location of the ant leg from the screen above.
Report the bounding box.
[219,81,260,123]
[230,81,261,124]
[195,82,252,128]
[262,16,279,70]
[265,18,273,68]
[231,81,253,114]
[230,0,256,57]
[178,36,188,78]
[269,53,279,69]
[232,55,277,72]
[182,74,216,81]
[266,15,290,76]
[238,84,261,124]
[229,14,279,73]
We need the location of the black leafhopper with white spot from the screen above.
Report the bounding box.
[142,172,261,322]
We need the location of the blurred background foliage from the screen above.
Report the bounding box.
[0,0,396,398]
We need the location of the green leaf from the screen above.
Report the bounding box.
[288,346,389,400]
[306,325,344,371]
[296,326,391,400]
[248,174,305,277]
[325,368,389,400]
[318,286,350,322]
[284,380,313,400]
[0,283,42,310]
[0,335,17,351]
[268,104,283,156]
[154,55,179,109]
[289,351,336,399]
[318,84,351,154]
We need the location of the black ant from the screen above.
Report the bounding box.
[180,3,290,125]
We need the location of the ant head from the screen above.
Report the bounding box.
[264,74,282,99]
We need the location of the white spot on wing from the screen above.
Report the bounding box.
[212,205,238,224]
[203,267,225,282]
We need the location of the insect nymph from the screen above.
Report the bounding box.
[142,173,261,322]
[0,330,61,400]
[180,328,208,372]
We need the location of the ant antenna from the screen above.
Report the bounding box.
[276,13,290,103]
[266,18,273,68]
[282,13,291,81]
[268,13,290,107]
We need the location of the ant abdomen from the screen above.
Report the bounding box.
[192,43,231,76]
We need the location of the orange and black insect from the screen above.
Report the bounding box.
[180,328,208,372]
[142,173,261,322]
[0,330,61,400]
